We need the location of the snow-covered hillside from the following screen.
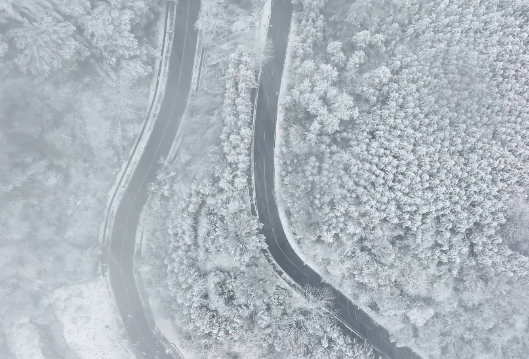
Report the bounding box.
[278,0,529,358]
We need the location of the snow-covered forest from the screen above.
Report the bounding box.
[0,0,165,357]
[140,1,375,357]
[278,0,529,358]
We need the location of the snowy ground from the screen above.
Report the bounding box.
[51,278,135,359]
[136,264,194,359]
[134,212,193,358]
[7,321,46,359]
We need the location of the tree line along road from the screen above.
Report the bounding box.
[103,0,423,358]
[252,0,423,358]
[101,0,200,358]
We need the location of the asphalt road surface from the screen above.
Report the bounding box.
[100,0,424,357]
[253,1,423,358]
[100,0,200,358]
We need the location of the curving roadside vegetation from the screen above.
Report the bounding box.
[139,0,377,358]
[252,0,422,358]
[278,0,529,358]
[103,0,200,358]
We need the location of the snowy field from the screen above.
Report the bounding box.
[5,278,134,359]
[51,278,135,359]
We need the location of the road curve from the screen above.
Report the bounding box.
[252,1,423,358]
[100,1,200,358]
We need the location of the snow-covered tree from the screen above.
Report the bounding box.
[141,42,377,358]
[195,0,229,45]
[82,2,142,65]
[280,0,529,357]
[327,41,346,67]
[8,17,88,76]
[2,0,161,76]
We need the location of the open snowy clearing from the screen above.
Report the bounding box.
[51,278,135,359]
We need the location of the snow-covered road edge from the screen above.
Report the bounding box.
[133,204,193,358]
[248,0,313,302]
[258,17,390,346]
[250,0,272,214]
[164,10,206,169]
[273,11,350,310]
[131,22,205,359]
[97,2,177,357]
[273,11,295,244]
[98,2,177,251]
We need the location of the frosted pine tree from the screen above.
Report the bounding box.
[8,18,88,76]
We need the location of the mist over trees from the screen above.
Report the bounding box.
[1,0,157,77]
[0,0,165,355]
[279,0,529,357]
[5,0,529,357]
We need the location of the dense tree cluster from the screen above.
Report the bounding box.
[1,0,160,77]
[143,46,375,359]
[280,0,529,357]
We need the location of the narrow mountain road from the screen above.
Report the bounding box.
[100,0,424,358]
[253,1,423,358]
[100,0,200,358]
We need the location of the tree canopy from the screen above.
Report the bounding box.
[279,0,529,357]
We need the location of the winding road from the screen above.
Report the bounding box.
[101,0,424,358]
[100,0,199,358]
[252,1,423,359]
